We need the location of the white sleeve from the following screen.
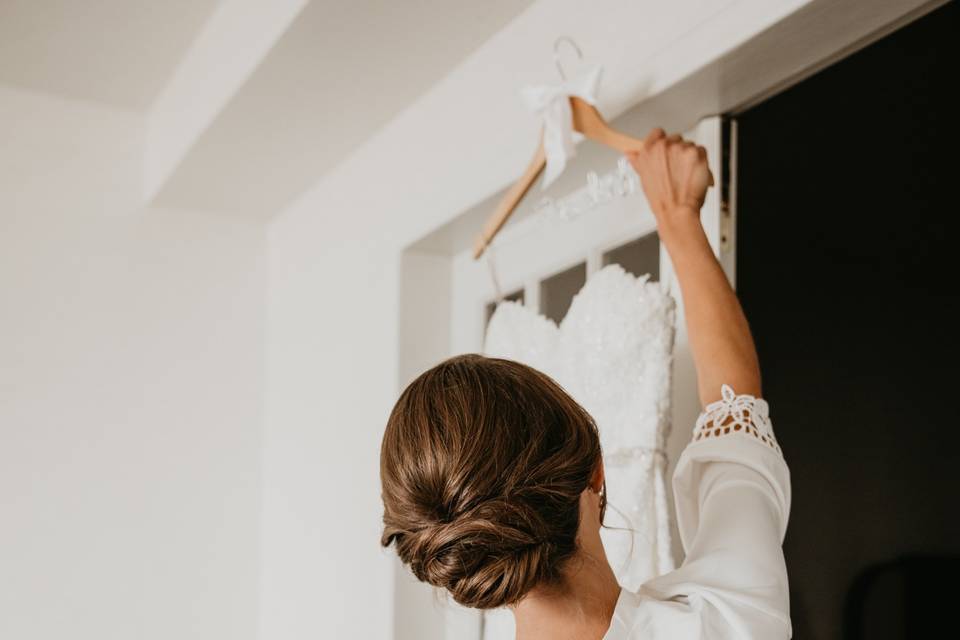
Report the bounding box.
[639,383,793,639]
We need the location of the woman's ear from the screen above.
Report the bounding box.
[590,458,605,493]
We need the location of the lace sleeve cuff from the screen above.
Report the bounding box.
[692,383,783,457]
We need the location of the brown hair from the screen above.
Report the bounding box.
[379,353,606,609]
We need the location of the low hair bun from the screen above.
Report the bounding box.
[380,355,603,610]
[399,498,566,609]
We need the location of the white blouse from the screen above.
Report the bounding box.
[602,383,793,639]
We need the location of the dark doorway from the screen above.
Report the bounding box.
[735,2,960,639]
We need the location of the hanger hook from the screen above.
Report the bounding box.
[553,36,583,81]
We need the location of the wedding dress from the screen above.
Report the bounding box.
[483,263,678,591]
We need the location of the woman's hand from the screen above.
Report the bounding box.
[625,128,714,231]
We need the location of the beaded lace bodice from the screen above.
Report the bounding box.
[484,263,678,591]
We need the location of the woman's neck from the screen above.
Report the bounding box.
[511,547,621,640]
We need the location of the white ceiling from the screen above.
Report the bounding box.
[3,0,931,227]
[0,0,535,217]
[0,0,220,109]
[151,0,536,217]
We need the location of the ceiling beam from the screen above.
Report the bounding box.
[143,0,307,205]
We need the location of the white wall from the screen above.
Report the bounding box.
[0,86,265,640]
[261,217,398,638]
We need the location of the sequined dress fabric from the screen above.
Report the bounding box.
[483,263,678,591]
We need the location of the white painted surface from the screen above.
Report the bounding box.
[152,0,537,218]
[0,85,265,640]
[151,0,935,221]
[0,0,219,109]
[163,0,828,223]
[143,0,309,202]
[261,224,398,639]
[393,251,454,640]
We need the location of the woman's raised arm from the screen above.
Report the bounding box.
[626,129,761,408]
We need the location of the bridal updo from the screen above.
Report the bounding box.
[379,353,606,609]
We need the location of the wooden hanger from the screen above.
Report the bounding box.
[473,96,648,259]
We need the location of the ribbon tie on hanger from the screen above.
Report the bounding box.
[520,64,603,189]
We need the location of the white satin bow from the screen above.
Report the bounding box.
[520,64,603,189]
